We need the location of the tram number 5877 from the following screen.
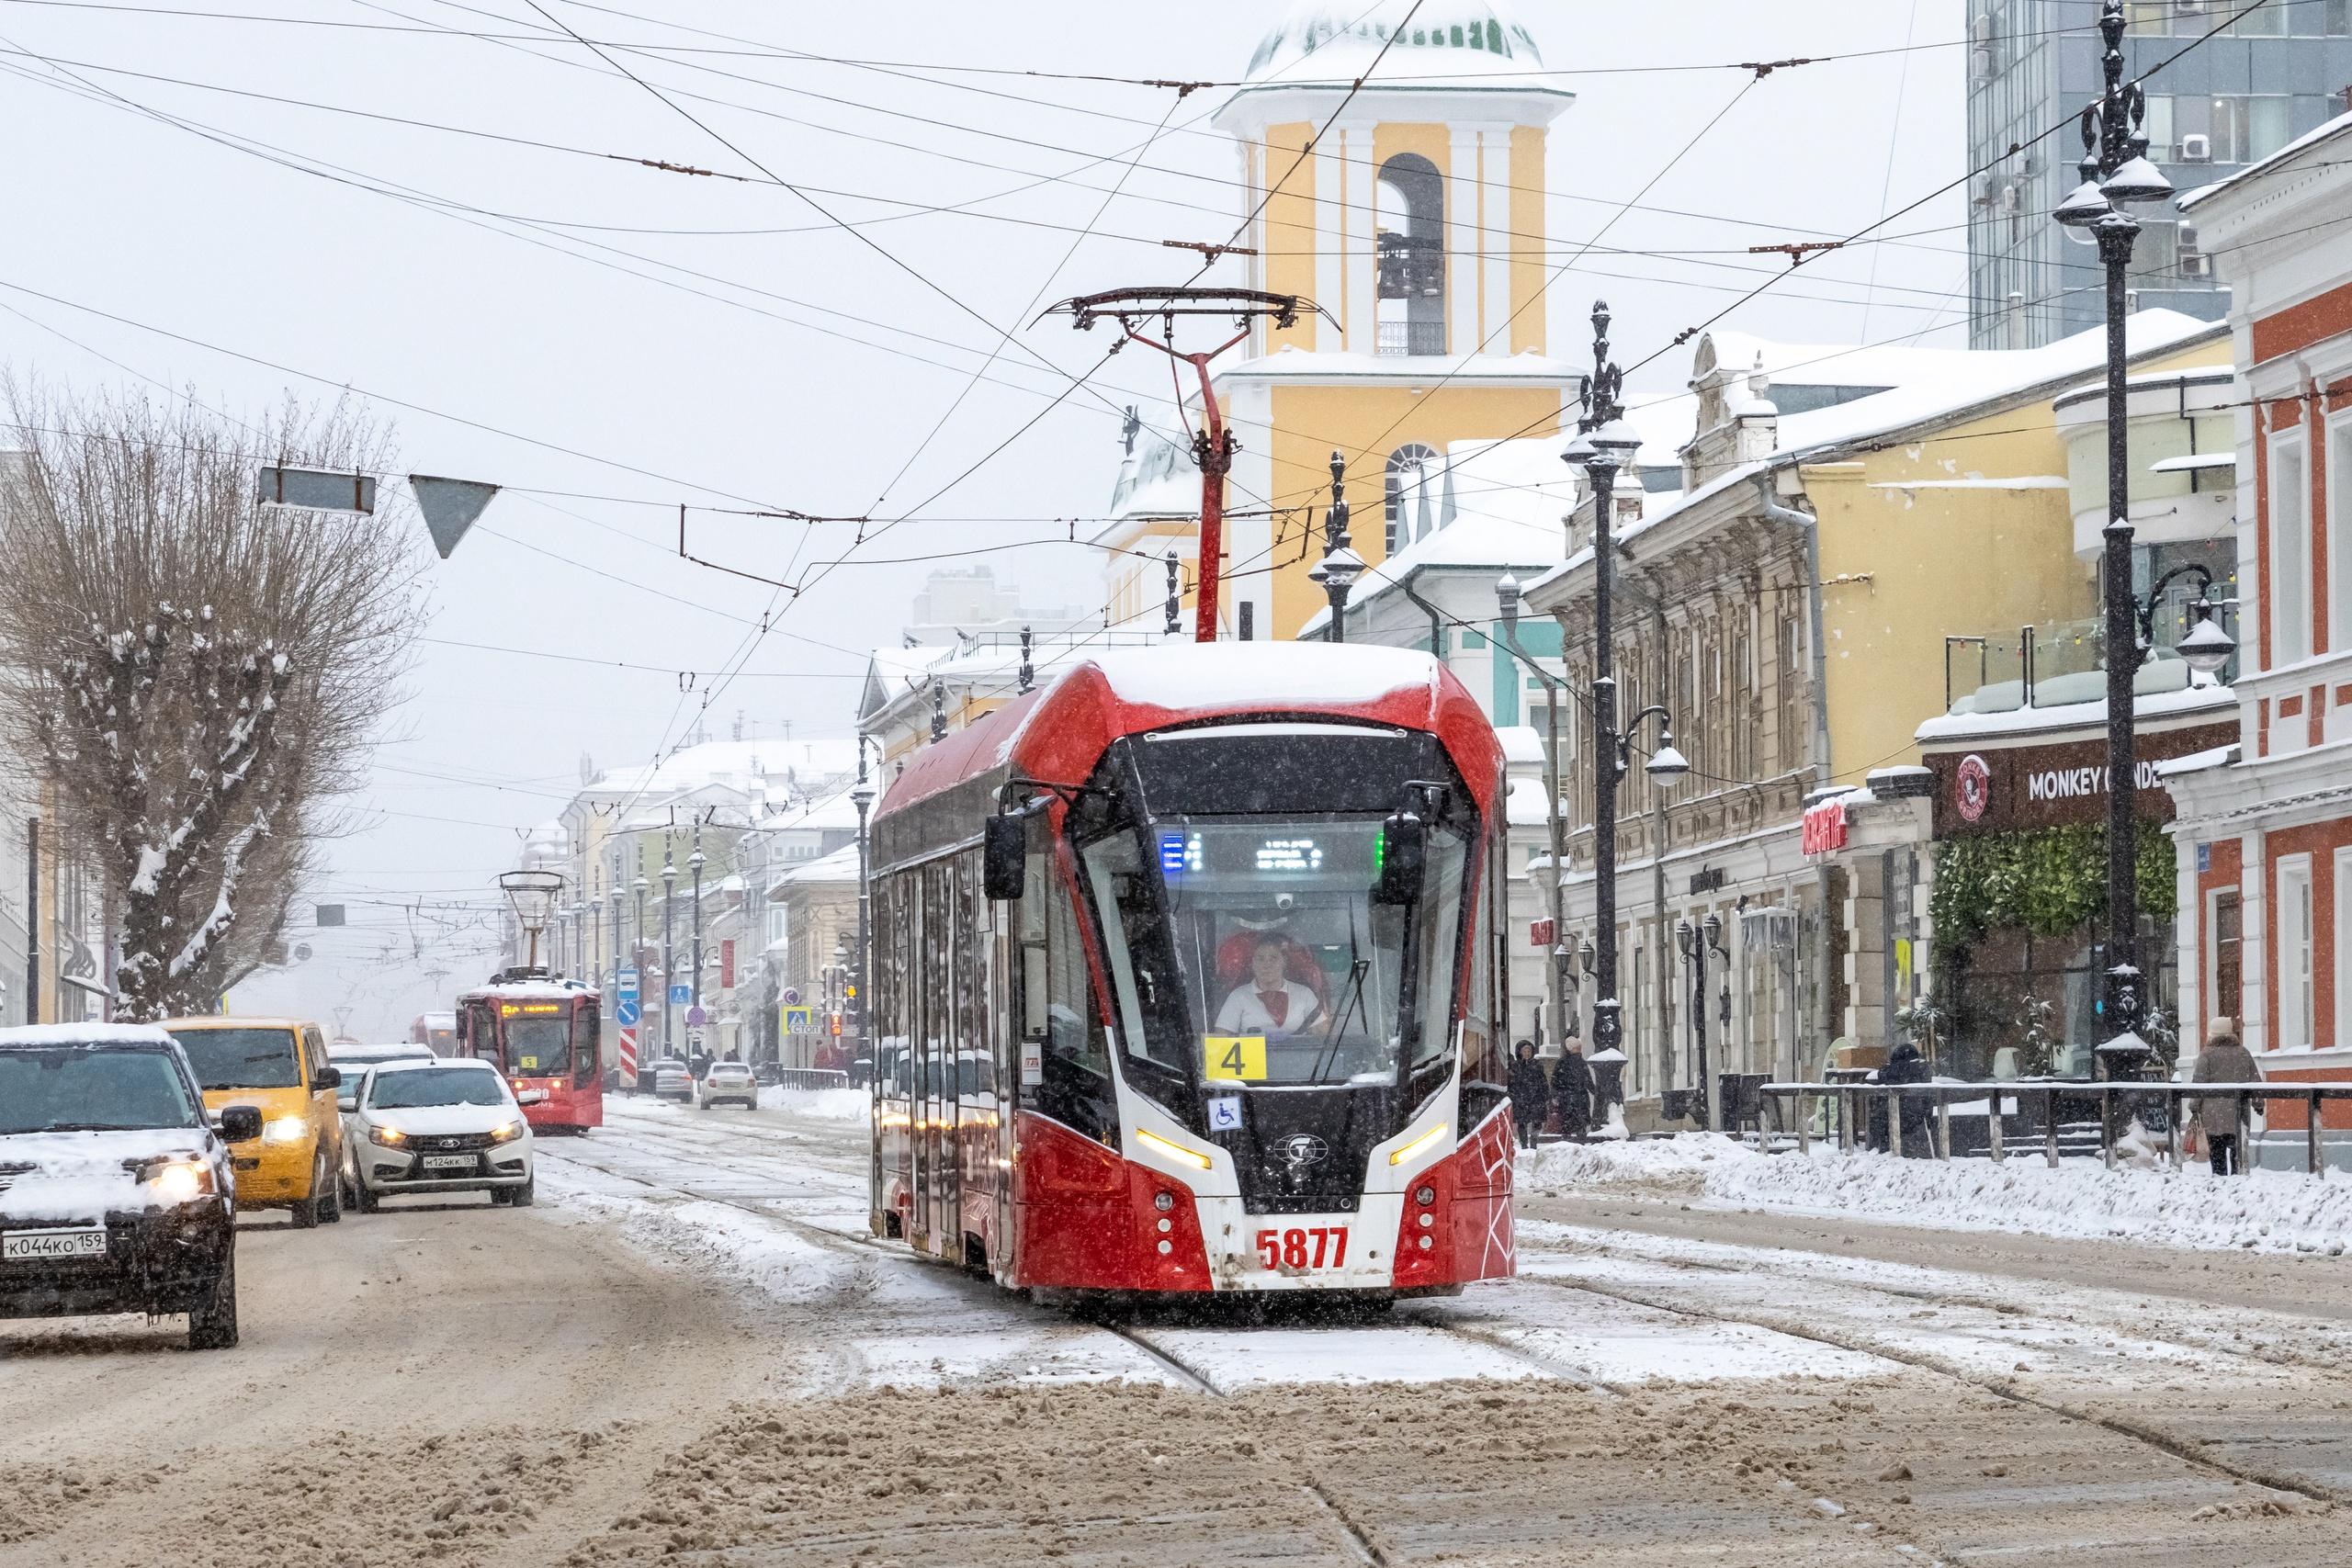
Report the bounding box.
[1255,1226,1349,1271]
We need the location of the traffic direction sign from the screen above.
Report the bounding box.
[615,998,640,1027]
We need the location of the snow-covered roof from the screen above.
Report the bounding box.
[0,1022,175,1048]
[590,737,856,801]
[2178,107,2352,212]
[1083,642,1441,709]
[1232,0,1566,96]
[768,785,864,835]
[1521,310,2225,601]
[777,842,862,887]
[1495,724,1544,766]
[1914,671,2234,745]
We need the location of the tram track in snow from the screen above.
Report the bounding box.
[547,1114,1596,1397]
[1515,1267,2349,1508]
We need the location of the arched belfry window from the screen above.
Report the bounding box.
[1385,444,1442,553]
[1375,153,1444,357]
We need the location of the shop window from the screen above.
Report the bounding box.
[2278,856,2314,1050]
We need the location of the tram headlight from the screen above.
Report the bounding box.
[1387,1124,1448,1167]
[1414,1185,1436,1206]
[1152,1191,1174,1213]
[1135,1128,1212,1172]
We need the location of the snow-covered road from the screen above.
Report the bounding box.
[8,1094,2350,1567]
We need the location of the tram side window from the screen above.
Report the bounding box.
[1410,824,1470,1074]
[1021,844,1114,1138]
[572,1005,599,1082]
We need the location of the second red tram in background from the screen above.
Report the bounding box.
[866,644,1515,1302]
[410,1010,458,1057]
[455,977,603,1132]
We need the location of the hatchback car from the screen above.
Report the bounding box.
[1,1023,263,1348]
[349,1058,538,1210]
[696,1059,758,1111]
[162,1016,344,1227]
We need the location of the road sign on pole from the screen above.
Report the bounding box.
[685,1005,708,1028]
[782,1005,812,1032]
[668,983,692,1008]
[615,998,640,1027]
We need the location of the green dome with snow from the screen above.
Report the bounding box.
[1241,0,1548,85]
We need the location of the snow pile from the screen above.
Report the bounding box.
[759,1085,870,1121]
[1521,1134,1751,1198]
[547,1180,859,1304]
[1522,1134,2352,1257]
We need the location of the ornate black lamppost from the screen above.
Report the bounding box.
[1308,451,1365,641]
[2052,0,2176,1058]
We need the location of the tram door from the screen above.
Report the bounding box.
[933,858,969,1257]
[911,862,944,1258]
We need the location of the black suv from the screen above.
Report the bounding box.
[0,1024,262,1349]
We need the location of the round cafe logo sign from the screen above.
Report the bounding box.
[1955,753,1992,824]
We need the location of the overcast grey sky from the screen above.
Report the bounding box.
[0,1,1966,1037]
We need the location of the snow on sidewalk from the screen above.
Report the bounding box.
[1520,1135,2352,1257]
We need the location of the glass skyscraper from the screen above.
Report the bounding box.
[1967,0,2352,347]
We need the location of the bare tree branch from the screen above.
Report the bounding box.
[0,378,426,1019]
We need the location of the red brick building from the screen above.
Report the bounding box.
[2167,112,2352,1165]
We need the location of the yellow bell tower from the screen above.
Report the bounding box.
[1100,1,1578,641]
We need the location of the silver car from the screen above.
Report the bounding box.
[695,1060,757,1111]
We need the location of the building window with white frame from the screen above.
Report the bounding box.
[2330,410,2352,652]
[2278,854,2314,1051]
[2336,848,2352,1055]
[2270,429,2310,666]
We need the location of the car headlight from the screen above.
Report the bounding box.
[263,1115,311,1145]
[139,1158,214,1202]
[488,1119,526,1145]
[368,1124,410,1149]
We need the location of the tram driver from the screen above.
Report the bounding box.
[1214,932,1329,1037]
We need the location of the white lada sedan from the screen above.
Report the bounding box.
[348,1057,539,1212]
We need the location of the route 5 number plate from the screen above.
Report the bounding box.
[1255,1225,1348,1271]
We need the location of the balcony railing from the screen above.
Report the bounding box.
[1376,318,1448,357]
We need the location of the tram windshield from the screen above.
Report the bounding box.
[499,1010,571,1077]
[1080,815,1468,1089]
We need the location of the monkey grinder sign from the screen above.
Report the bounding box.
[1926,720,2233,838]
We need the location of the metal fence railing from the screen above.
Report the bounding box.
[1759,1080,2352,1177]
[771,1067,851,1093]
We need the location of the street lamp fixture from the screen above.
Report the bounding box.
[1311,451,1363,642]
[2133,565,2235,677]
[660,850,678,1059]
[2052,0,2179,1057]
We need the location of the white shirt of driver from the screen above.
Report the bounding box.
[1214,978,1320,1035]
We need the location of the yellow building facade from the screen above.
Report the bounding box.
[1097,2,1579,641]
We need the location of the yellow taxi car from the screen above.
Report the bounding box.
[162,1017,345,1227]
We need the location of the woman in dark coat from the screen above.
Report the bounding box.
[1553,1043,1594,1140]
[1508,1041,1548,1149]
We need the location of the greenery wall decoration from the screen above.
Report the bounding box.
[1930,822,2177,953]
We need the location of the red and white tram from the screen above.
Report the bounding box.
[866,644,1515,1301]
[455,976,604,1133]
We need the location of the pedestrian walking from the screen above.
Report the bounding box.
[1881,1040,1934,1159]
[2192,1020,2260,1177]
[1508,1041,1548,1149]
[1553,1042,1594,1141]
